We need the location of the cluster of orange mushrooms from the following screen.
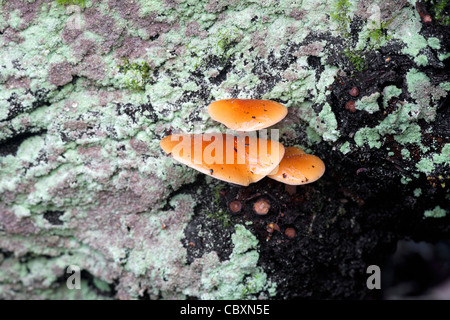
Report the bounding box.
[160,99,325,187]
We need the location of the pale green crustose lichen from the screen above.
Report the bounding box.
[424,205,447,218]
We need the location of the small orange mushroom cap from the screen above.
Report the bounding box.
[268,147,325,185]
[208,99,288,131]
[160,133,285,186]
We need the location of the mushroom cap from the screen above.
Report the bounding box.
[268,146,325,185]
[160,133,285,186]
[208,99,288,131]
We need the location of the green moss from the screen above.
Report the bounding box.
[336,4,394,72]
[56,0,86,7]
[426,0,450,25]
[330,0,352,37]
[365,17,394,51]
[206,182,232,227]
[117,57,152,91]
[216,27,241,64]
[424,205,447,218]
[343,48,367,72]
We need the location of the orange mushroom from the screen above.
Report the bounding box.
[268,146,325,185]
[208,99,288,131]
[160,133,285,186]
